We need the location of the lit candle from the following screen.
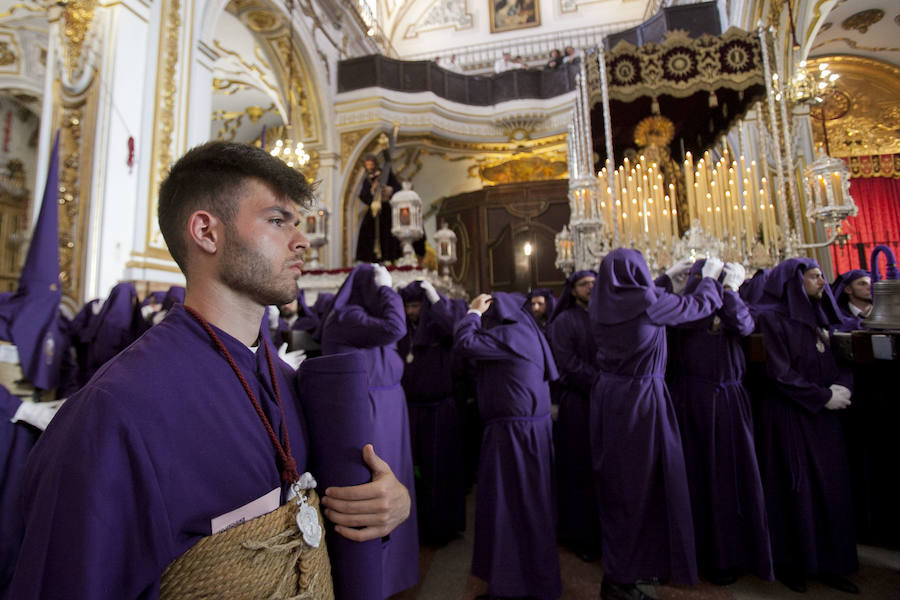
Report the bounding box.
[832,172,843,205]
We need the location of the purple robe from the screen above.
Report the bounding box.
[0,387,40,590]
[7,304,310,599]
[397,282,466,544]
[453,292,561,600]
[668,261,773,579]
[754,258,858,576]
[547,270,601,553]
[589,248,723,585]
[320,265,418,597]
[69,282,139,392]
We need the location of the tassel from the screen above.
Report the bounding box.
[708,91,718,107]
[651,96,660,115]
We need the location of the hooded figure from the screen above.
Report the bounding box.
[754,257,859,593]
[546,270,602,560]
[68,282,139,392]
[277,288,319,334]
[525,288,556,334]
[453,292,561,600]
[830,269,871,328]
[667,260,773,583]
[397,281,466,544]
[589,249,723,598]
[0,134,70,392]
[319,264,418,597]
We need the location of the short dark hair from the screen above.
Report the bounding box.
[158,141,314,271]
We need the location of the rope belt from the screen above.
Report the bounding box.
[160,489,333,600]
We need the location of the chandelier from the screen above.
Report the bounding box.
[270,0,309,170]
[789,60,840,105]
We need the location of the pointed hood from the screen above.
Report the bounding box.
[756,257,846,329]
[0,133,68,390]
[481,291,558,381]
[590,248,660,325]
[830,269,869,311]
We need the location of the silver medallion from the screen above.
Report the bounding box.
[406,351,414,364]
[296,500,322,548]
[293,472,322,548]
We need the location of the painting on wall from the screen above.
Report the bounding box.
[489,0,540,33]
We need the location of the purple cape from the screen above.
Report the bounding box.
[7,304,309,599]
[588,248,723,585]
[754,258,858,576]
[0,134,68,391]
[320,264,418,597]
[453,292,561,599]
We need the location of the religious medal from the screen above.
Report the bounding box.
[816,339,826,353]
[294,473,322,548]
[406,351,414,364]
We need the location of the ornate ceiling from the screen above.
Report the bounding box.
[805,1,900,157]
[807,0,900,68]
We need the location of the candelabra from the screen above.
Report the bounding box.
[433,221,458,280]
[303,205,329,270]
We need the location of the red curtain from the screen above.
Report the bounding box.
[830,177,900,276]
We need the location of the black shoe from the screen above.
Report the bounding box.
[704,567,739,586]
[776,568,807,593]
[600,579,653,600]
[816,574,859,594]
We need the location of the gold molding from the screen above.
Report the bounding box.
[124,258,184,273]
[0,2,46,20]
[810,37,900,54]
[145,0,181,259]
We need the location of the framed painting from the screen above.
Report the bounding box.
[489,0,540,33]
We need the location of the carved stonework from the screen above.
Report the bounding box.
[0,41,16,66]
[340,129,369,165]
[404,0,472,38]
[841,9,884,34]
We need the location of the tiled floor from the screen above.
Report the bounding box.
[392,490,900,600]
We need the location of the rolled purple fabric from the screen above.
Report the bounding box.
[295,352,382,600]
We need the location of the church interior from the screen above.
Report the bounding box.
[2,0,900,597]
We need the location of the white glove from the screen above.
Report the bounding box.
[140,304,156,321]
[11,399,66,431]
[419,280,440,304]
[665,257,694,280]
[825,384,851,410]
[722,262,746,292]
[151,309,168,326]
[278,342,307,370]
[267,306,280,329]
[372,264,392,288]
[701,257,724,280]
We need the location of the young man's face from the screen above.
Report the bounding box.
[803,267,826,300]
[846,276,872,302]
[218,178,309,307]
[572,275,595,306]
[530,296,547,319]
[363,160,377,173]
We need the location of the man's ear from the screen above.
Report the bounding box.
[186,210,221,256]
